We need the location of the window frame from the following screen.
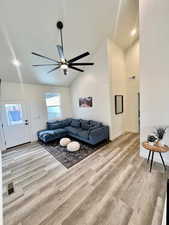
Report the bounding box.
[5,103,24,126]
[45,93,62,121]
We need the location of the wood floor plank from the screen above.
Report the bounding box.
[2,133,167,225]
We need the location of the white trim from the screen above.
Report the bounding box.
[0,148,3,225]
[0,101,6,150]
[161,197,166,225]
[0,124,6,151]
[45,93,62,121]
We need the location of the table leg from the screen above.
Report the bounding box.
[150,152,154,172]
[159,152,167,171]
[147,150,151,163]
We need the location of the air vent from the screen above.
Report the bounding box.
[7,182,14,195]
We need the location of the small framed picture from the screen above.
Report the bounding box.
[115,95,123,114]
[79,97,93,108]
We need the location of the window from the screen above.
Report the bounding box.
[45,93,61,120]
[5,104,24,126]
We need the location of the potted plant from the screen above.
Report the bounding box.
[153,127,167,146]
[147,135,157,146]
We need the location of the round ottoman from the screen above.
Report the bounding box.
[60,138,71,147]
[67,141,80,152]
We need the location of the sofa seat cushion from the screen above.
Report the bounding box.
[38,128,67,143]
[78,130,89,139]
[65,126,82,135]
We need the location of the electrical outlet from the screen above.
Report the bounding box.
[7,182,14,195]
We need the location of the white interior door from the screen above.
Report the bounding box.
[1,101,31,148]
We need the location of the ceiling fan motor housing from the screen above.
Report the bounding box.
[57,21,63,30]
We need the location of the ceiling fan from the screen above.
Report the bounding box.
[32,21,94,75]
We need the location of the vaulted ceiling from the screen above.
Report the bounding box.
[0,0,139,86]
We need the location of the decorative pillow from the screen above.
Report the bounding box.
[89,120,102,128]
[70,119,81,128]
[62,118,72,127]
[81,119,90,130]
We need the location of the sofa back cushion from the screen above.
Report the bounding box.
[47,122,63,130]
[89,120,102,128]
[47,118,72,130]
[80,119,90,130]
[70,119,81,128]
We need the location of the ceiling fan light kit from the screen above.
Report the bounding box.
[32,21,94,75]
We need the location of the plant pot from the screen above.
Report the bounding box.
[148,142,154,146]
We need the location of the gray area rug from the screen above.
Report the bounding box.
[40,139,108,168]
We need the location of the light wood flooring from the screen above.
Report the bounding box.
[2,132,167,225]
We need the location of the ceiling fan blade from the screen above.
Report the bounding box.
[68,65,84,72]
[32,63,59,66]
[32,52,59,63]
[69,62,94,66]
[68,52,90,63]
[57,45,65,61]
[47,66,60,74]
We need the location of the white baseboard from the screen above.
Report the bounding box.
[111,131,123,141]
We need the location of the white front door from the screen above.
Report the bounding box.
[1,101,31,148]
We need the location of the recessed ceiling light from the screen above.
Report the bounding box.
[131,28,137,37]
[12,59,21,67]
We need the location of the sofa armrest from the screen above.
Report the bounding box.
[89,126,109,140]
[88,125,99,132]
[37,129,47,138]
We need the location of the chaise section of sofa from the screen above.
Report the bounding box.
[37,118,109,145]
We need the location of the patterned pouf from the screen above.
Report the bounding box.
[67,141,80,152]
[60,138,71,147]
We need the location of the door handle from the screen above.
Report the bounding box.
[25,120,29,125]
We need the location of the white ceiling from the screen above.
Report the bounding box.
[112,0,139,50]
[0,0,139,86]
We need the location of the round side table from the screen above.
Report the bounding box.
[142,142,169,172]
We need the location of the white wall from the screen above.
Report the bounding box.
[0,149,2,225]
[0,81,3,225]
[125,41,139,133]
[107,39,127,139]
[70,41,113,139]
[0,82,72,146]
[140,0,169,164]
[70,39,139,141]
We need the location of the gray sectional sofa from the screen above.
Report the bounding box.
[37,118,109,145]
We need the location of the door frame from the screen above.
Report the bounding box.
[1,100,31,150]
[0,101,6,151]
